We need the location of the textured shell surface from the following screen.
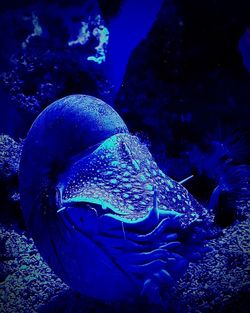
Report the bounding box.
[19,94,210,303]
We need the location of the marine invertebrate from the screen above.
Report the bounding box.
[19,95,210,304]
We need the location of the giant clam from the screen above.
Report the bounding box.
[19,95,210,303]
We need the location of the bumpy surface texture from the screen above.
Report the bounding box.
[19,95,211,303]
[60,133,206,223]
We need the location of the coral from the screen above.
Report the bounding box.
[22,13,43,49]
[169,215,250,312]
[68,21,90,46]
[89,15,109,64]
[0,4,114,123]
[187,130,250,225]
[0,135,22,180]
[68,14,109,64]
[87,22,109,64]
[0,225,68,313]
[0,135,23,224]
[0,44,110,118]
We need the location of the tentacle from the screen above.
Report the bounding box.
[127,217,181,242]
[162,233,178,241]
[100,215,181,244]
[159,241,181,250]
[129,259,167,275]
[118,248,180,265]
[97,235,153,253]
[140,270,174,305]
[165,256,189,279]
[153,269,174,286]
[126,209,182,234]
[141,278,162,305]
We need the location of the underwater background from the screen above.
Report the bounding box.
[0,0,249,312]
